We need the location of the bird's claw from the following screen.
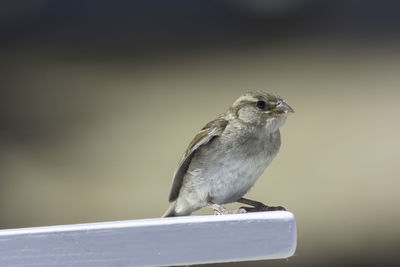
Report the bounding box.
[212,207,248,215]
[213,206,229,215]
[237,207,247,213]
[240,205,286,212]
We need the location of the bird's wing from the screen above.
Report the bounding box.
[168,117,228,202]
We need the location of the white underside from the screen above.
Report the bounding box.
[173,117,284,216]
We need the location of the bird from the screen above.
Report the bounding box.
[163,91,294,217]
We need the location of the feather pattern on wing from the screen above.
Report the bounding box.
[168,116,228,202]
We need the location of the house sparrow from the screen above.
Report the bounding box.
[163,91,294,217]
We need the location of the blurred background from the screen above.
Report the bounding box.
[1,0,400,266]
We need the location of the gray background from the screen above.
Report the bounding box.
[1,1,400,266]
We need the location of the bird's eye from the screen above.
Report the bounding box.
[256,100,266,109]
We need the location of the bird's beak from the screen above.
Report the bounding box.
[276,101,294,113]
[265,101,294,114]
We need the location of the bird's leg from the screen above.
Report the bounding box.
[237,197,286,212]
[207,202,229,215]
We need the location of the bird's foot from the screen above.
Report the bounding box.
[208,203,247,215]
[213,207,247,215]
[234,207,247,214]
[213,209,227,215]
[237,198,286,212]
[240,204,286,212]
[207,203,229,215]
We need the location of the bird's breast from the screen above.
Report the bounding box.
[189,129,281,204]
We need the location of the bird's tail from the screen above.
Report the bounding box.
[162,202,177,217]
[162,202,193,217]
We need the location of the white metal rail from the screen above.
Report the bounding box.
[0,211,296,266]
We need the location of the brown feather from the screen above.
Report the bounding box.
[168,117,228,202]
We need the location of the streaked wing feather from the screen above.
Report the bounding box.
[168,117,228,202]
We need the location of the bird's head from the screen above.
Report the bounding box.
[230,91,294,131]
